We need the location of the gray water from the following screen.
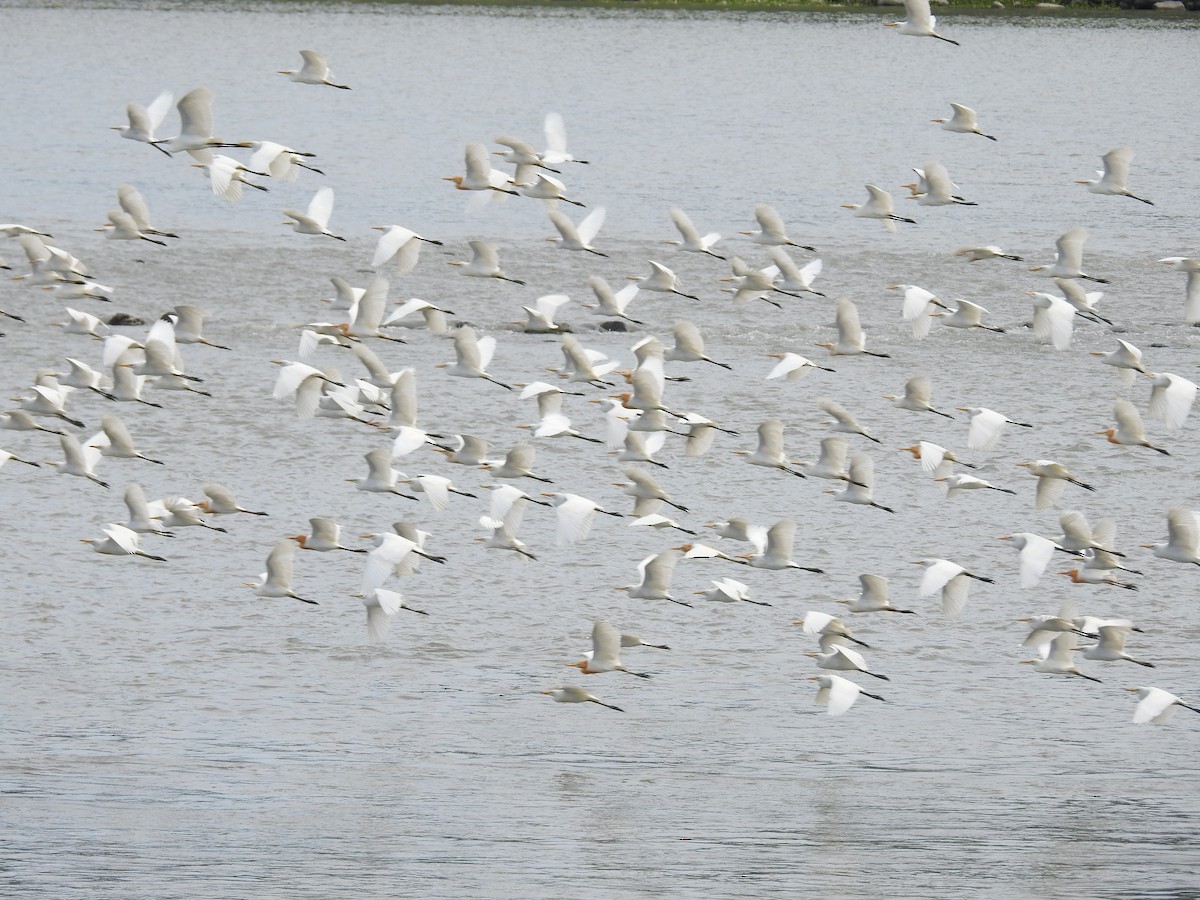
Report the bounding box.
[3,2,1200,897]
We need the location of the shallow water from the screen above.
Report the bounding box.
[2,3,1199,897]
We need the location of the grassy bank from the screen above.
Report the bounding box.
[331,0,1200,15]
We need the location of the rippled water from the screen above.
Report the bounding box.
[3,2,1200,897]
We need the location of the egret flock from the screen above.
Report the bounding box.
[3,7,1199,737]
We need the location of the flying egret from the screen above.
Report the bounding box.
[246,141,323,182]
[1016,459,1095,510]
[629,513,694,535]
[616,466,688,514]
[494,134,559,173]
[954,245,1022,262]
[444,142,518,195]
[1076,147,1151,205]
[540,112,589,165]
[694,577,767,605]
[569,621,651,678]
[1081,623,1154,668]
[370,225,443,273]
[1057,568,1138,591]
[915,558,993,618]
[112,90,173,154]
[742,519,824,573]
[362,588,426,644]
[1146,372,1197,432]
[899,441,977,478]
[195,154,268,202]
[815,298,890,358]
[767,247,825,296]
[351,449,418,500]
[360,532,436,591]
[437,326,511,390]
[479,489,537,561]
[1029,227,1109,283]
[1025,291,1077,350]
[617,551,686,604]
[828,453,894,513]
[155,87,235,159]
[836,573,915,614]
[818,398,881,443]
[585,276,642,325]
[739,204,815,252]
[518,173,584,207]
[998,533,1059,588]
[290,517,366,553]
[0,449,39,470]
[167,305,229,350]
[1020,633,1101,683]
[666,321,731,370]
[842,185,915,232]
[884,375,953,418]
[766,353,835,381]
[1098,400,1168,455]
[546,207,606,256]
[81,523,166,561]
[630,260,698,301]
[86,414,164,465]
[915,160,977,206]
[734,418,807,479]
[449,240,525,285]
[809,674,886,716]
[1141,507,1200,566]
[1090,340,1146,385]
[931,103,996,140]
[666,207,724,259]
[541,686,622,712]
[884,0,959,44]
[245,540,315,604]
[114,184,179,239]
[799,436,860,485]
[278,50,350,88]
[937,473,1016,499]
[960,406,1033,451]
[544,492,622,547]
[53,434,106,489]
[283,186,344,240]
[1159,257,1200,324]
[805,645,890,680]
[796,611,871,651]
[1126,687,1200,725]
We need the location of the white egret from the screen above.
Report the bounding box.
[1029,227,1109,283]
[112,90,173,154]
[815,298,891,358]
[544,492,622,547]
[842,185,915,232]
[915,558,994,618]
[444,142,518,195]
[899,441,977,478]
[666,207,724,259]
[370,225,443,273]
[245,540,315,604]
[734,418,807,479]
[53,434,106,489]
[1159,257,1200,323]
[629,260,699,301]
[806,645,890,680]
[246,141,323,182]
[630,513,695,536]
[884,375,953,418]
[931,103,996,140]
[666,321,731,370]
[937,473,1016,499]
[915,160,977,206]
[437,326,511,390]
[518,173,584,207]
[836,573,915,614]
[1025,291,1077,350]
[290,517,366,553]
[1141,507,1200,566]
[541,686,622,712]
[1076,147,1151,205]
[81,523,166,562]
[818,397,881,444]
[617,551,686,604]
[1016,459,1096,510]
[766,352,835,381]
[809,674,886,716]
[540,112,589,165]
[585,276,642,325]
[569,621,652,678]
[1146,372,1197,432]
[743,519,824,573]
[960,406,1033,451]
[884,0,959,44]
[283,186,344,241]
[998,533,1059,588]
[1020,634,1101,683]
[546,207,606,256]
[155,87,232,159]
[1081,623,1154,668]
[1090,339,1146,385]
[829,453,894,513]
[954,245,1022,262]
[694,577,767,605]
[616,466,688,514]
[86,414,164,465]
[278,50,350,89]
[739,204,815,252]
[1126,687,1200,725]
[767,247,825,296]
[449,240,525,285]
[363,588,426,644]
[1057,568,1138,591]
[351,449,419,500]
[115,184,179,239]
[1098,400,1168,455]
